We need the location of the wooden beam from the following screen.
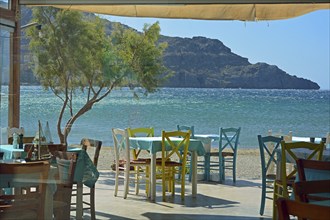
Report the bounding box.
[8,0,20,128]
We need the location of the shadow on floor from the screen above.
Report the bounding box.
[141,212,271,220]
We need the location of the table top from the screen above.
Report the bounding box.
[129,136,205,156]
[276,148,330,162]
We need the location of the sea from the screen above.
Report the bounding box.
[1,86,329,149]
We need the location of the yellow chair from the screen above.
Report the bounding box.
[272,140,325,220]
[159,130,190,201]
[127,127,154,160]
[112,128,150,199]
[127,127,154,195]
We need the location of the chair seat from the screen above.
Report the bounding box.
[266,173,277,180]
[222,151,234,157]
[275,177,296,186]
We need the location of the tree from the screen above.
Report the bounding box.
[27,7,170,144]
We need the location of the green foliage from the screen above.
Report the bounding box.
[27,7,169,144]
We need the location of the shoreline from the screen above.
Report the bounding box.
[90,147,261,180]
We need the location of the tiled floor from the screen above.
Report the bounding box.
[73,171,273,220]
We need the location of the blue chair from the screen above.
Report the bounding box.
[177,125,195,181]
[207,127,241,183]
[257,135,283,216]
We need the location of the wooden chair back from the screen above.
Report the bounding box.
[296,159,330,181]
[276,198,330,220]
[80,138,102,168]
[53,153,77,219]
[0,161,50,220]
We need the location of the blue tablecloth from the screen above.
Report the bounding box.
[67,148,99,188]
[0,145,25,159]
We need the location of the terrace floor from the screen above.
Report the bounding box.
[73,171,273,220]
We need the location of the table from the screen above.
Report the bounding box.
[193,134,219,180]
[0,144,26,159]
[129,136,205,201]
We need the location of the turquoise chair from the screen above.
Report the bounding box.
[257,135,283,216]
[177,125,194,181]
[207,127,241,183]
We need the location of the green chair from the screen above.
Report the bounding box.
[177,125,195,181]
[207,127,241,183]
[257,135,283,215]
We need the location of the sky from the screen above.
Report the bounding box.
[99,9,330,90]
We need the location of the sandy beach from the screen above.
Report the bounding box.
[91,147,262,180]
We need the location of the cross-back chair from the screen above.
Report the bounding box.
[112,128,150,199]
[127,127,154,160]
[272,141,325,220]
[0,161,50,220]
[257,135,283,215]
[158,130,190,201]
[208,127,241,183]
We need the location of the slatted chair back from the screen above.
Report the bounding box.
[53,154,77,219]
[276,198,330,220]
[80,138,102,168]
[0,161,50,220]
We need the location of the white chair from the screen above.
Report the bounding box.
[112,128,150,199]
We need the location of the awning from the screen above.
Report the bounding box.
[19,0,330,21]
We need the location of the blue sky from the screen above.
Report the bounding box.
[100,9,330,90]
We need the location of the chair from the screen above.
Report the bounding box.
[112,128,150,199]
[276,198,330,220]
[207,127,241,183]
[295,159,330,204]
[127,127,154,195]
[257,135,283,215]
[71,138,102,220]
[127,127,154,160]
[158,130,190,201]
[177,125,194,181]
[0,161,50,220]
[272,141,325,220]
[53,152,77,220]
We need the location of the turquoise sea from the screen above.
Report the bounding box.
[1,86,329,148]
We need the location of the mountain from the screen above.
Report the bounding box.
[19,7,320,90]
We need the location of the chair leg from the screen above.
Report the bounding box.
[124,167,129,199]
[233,158,236,183]
[260,177,266,215]
[91,187,96,220]
[273,183,279,220]
[114,168,119,197]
